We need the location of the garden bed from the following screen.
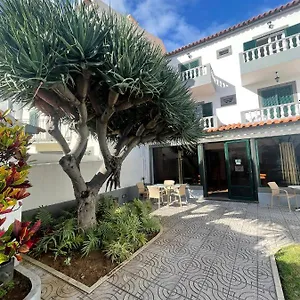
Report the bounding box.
[1,271,31,300]
[275,244,300,300]
[35,251,116,286]
[32,231,157,287]
[26,198,161,292]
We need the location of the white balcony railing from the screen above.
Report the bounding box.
[22,116,72,142]
[180,64,208,81]
[241,102,300,123]
[202,116,217,130]
[242,33,300,63]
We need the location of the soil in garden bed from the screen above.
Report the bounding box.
[2,271,32,300]
[35,251,117,286]
[32,232,158,287]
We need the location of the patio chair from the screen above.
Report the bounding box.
[267,182,298,212]
[147,186,163,208]
[171,184,187,207]
[164,180,175,187]
[136,182,148,200]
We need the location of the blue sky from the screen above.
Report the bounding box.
[102,0,288,52]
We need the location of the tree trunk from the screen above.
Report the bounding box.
[77,192,98,230]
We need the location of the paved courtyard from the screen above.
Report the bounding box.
[24,199,300,299]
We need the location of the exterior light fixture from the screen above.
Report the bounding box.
[275,71,280,83]
[187,52,192,59]
[267,21,274,29]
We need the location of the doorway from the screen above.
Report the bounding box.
[204,140,255,201]
[205,142,228,198]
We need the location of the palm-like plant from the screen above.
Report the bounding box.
[0,0,202,229]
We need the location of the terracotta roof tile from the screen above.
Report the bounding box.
[207,116,300,132]
[166,0,300,56]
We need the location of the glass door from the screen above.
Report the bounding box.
[224,140,254,200]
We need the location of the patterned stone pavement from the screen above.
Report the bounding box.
[23,198,300,299]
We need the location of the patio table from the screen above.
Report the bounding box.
[154,184,180,205]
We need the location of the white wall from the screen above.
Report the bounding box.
[170,7,300,126]
[22,145,149,211]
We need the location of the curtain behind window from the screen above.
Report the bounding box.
[279,142,300,185]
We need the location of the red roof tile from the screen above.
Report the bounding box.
[166,0,300,56]
[206,116,300,132]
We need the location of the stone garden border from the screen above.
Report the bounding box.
[15,265,41,300]
[270,254,285,300]
[23,225,163,294]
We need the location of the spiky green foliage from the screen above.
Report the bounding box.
[33,218,84,259]
[32,198,160,262]
[0,0,202,146]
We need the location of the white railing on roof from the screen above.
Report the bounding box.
[242,33,300,63]
[241,102,300,123]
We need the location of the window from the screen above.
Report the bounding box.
[179,59,200,72]
[257,135,300,187]
[196,102,213,117]
[152,146,201,185]
[217,46,232,59]
[220,95,236,107]
[259,83,295,108]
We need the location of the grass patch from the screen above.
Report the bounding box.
[275,244,300,300]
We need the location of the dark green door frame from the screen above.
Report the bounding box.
[250,138,259,202]
[197,143,208,197]
[224,139,255,201]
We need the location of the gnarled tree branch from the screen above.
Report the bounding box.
[47,115,71,155]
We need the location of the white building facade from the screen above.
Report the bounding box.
[150,1,300,207]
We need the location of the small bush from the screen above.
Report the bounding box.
[104,241,132,263]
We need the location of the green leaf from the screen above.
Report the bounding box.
[0,253,9,264]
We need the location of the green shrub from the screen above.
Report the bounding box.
[96,196,118,219]
[104,241,132,263]
[141,216,161,233]
[32,218,84,259]
[0,280,14,298]
[31,197,161,263]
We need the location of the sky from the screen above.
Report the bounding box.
[102,0,289,52]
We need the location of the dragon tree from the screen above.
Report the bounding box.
[0,0,202,229]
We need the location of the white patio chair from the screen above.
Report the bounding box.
[267,182,298,212]
[164,180,175,187]
[171,184,187,207]
[163,180,175,205]
[147,186,164,208]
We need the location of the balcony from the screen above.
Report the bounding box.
[180,64,216,97]
[240,33,300,86]
[241,102,300,123]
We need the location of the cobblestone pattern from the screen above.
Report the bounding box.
[24,199,300,299]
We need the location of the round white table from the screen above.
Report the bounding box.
[154,184,180,205]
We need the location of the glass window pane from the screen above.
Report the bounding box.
[181,148,201,185]
[153,147,179,184]
[257,135,300,186]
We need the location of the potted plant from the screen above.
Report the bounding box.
[0,110,40,286]
[0,218,40,285]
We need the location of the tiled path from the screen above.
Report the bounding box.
[24,199,300,299]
